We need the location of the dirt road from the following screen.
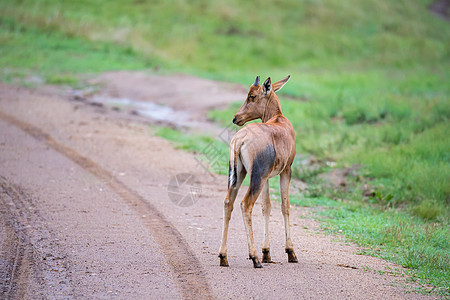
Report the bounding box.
[0,73,434,299]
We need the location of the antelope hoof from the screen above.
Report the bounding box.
[219,254,229,267]
[286,249,298,263]
[250,256,263,268]
[262,249,272,263]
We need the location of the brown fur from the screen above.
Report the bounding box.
[219,76,298,268]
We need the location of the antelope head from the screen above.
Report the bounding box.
[232,75,290,126]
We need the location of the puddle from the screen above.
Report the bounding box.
[90,95,195,128]
[69,88,234,137]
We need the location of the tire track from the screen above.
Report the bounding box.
[0,180,36,299]
[0,212,26,299]
[0,111,214,300]
[0,176,74,299]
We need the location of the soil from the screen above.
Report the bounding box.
[0,73,435,299]
[429,0,449,21]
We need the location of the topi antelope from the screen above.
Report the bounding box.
[219,75,298,268]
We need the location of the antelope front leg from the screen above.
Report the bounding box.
[261,181,272,263]
[280,169,298,263]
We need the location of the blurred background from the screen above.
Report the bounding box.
[0,0,448,293]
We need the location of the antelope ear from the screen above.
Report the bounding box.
[273,75,290,93]
[263,77,271,95]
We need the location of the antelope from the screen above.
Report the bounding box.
[219,75,298,268]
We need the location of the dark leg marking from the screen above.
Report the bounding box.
[249,145,275,196]
[286,248,298,263]
[250,256,263,268]
[262,249,272,263]
[219,254,229,267]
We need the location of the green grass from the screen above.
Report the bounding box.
[290,193,450,296]
[1,0,448,82]
[153,126,229,176]
[0,16,153,85]
[1,0,449,295]
[210,98,450,221]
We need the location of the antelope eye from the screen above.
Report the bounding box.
[248,95,256,101]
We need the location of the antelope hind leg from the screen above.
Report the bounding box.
[219,162,245,267]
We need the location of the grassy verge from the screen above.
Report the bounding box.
[153,126,229,176]
[291,191,449,295]
[209,96,449,223]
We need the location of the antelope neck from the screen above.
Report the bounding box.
[261,93,283,123]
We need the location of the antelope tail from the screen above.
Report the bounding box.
[228,138,243,188]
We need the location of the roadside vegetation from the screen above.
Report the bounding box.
[0,0,448,295]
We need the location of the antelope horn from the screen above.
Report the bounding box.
[253,76,260,86]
